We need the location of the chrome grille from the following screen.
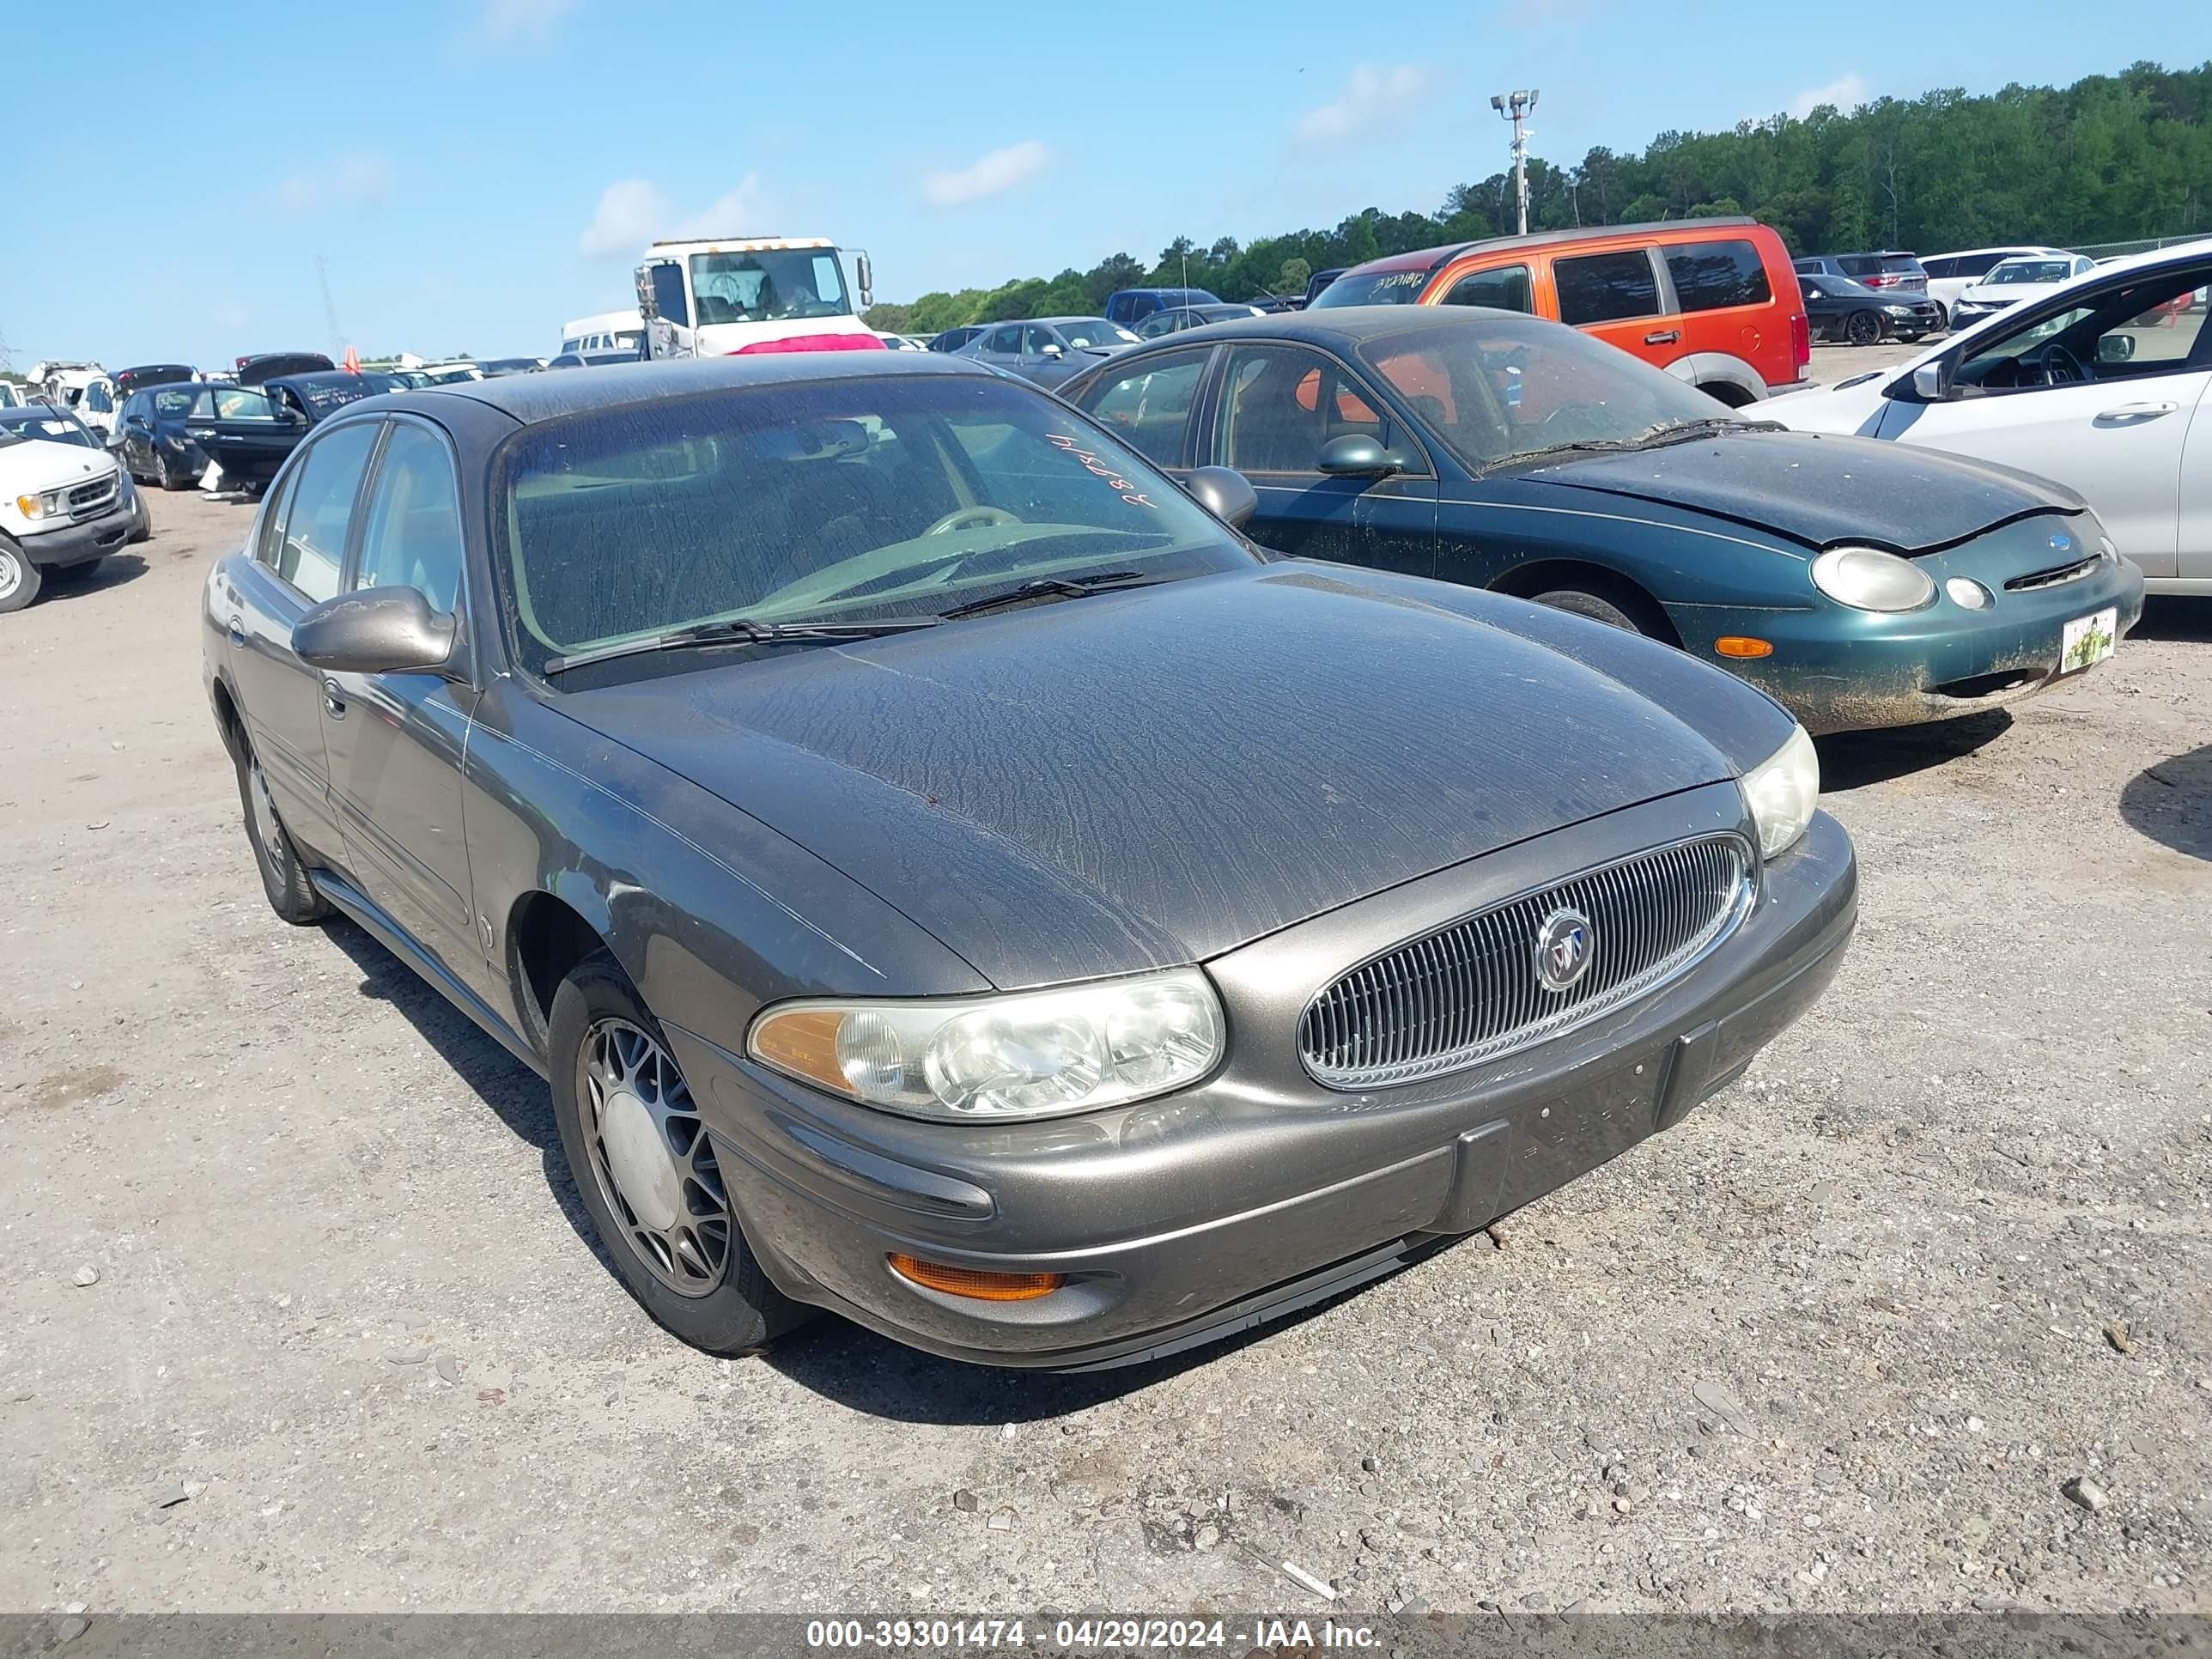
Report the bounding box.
[1297,835,1754,1090]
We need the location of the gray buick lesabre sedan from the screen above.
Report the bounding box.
[201,352,1856,1369]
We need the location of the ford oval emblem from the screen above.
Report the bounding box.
[1534,908,1594,994]
[2050,532,2073,550]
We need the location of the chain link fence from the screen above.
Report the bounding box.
[2073,231,2212,259]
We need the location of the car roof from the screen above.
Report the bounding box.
[1070,304,1546,357]
[328,349,999,429]
[1346,217,1761,276]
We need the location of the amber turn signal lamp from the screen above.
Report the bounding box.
[1714,636,1776,659]
[749,1008,847,1092]
[889,1255,1066,1302]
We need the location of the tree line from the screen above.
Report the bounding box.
[864,61,2210,334]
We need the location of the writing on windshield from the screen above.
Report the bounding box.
[1047,432,1156,508]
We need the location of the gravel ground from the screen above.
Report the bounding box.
[3,423,2209,1621]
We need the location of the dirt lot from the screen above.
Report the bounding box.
[3,439,2209,1621]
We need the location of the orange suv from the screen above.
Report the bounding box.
[1313,217,1810,405]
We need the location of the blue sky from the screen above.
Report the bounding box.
[6,0,2205,367]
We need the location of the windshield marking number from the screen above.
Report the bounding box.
[1046,432,1155,508]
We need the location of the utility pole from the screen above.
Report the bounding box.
[1491,88,1540,235]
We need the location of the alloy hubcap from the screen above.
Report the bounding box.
[0,550,20,601]
[248,762,283,864]
[580,1018,730,1297]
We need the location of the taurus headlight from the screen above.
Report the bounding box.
[1810,545,1936,612]
[1740,723,1820,860]
[748,969,1224,1121]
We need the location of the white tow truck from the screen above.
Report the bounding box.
[632,235,882,358]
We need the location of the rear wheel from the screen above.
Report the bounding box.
[232,738,329,923]
[549,950,807,1356]
[0,542,41,615]
[1844,309,1885,347]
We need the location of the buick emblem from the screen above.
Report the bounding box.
[1534,908,1594,993]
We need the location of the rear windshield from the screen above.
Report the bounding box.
[1310,267,1432,307]
[286,374,399,412]
[493,374,1257,684]
[1056,320,1137,349]
[1988,259,2074,286]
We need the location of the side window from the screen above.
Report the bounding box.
[1956,253,2001,279]
[1020,325,1056,356]
[254,466,302,571]
[1442,264,1534,313]
[1792,259,1821,277]
[274,422,380,604]
[984,325,1022,354]
[1078,351,1208,465]
[1961,264,2212,384]
[1554,251,1662,325]
[1664,240,1773,312]
[1837,255,1875,277]
[1216,345,1392,474]
[353,423,465,616]
[1920,257,1955,280]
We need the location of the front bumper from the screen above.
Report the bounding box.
[1669,533,2146,735]
[665,786,1857,1370]
[12,501,131,568]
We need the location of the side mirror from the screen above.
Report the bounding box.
[104,428,127,447]
[1910,362,1949,402]
[855,252,874,310]
[1186,465,1258,531]
[1039,343,1064,360]
[1316,432,1399,477]
[2098,334,2136,363]
[294,587,456,676]
[1803,285,1826,300]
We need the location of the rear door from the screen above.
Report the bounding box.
[320,416,481,972]
[221,421,382,863]
[1206,342,1436,574]
[1551,246,1677,368]
[191,385,305,486]
[1662,236,1783,389]
[1069,347,1215,474]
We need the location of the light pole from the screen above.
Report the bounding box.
[1491,88,1539,235]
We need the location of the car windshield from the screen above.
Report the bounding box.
[1359,317,1742,472]
[1990,260,2073,286]
[153,388,198,416]
[494,374,1257,684]
[192,386,284,420]
[0,410,96,448]
[1057,320,1137,349]
[285,374,399,413]
[1310,267,1433,307]
[688,249,850,324]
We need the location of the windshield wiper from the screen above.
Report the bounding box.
[1632,415,1784,444]
[543,616,940,676]
[1476,438,1643,476]
[935,570,1160,621]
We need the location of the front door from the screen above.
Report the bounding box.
[222,421,382,863]
[1878,258,2212,578]
[1206,343,1437,574]
[319,417,480,976]
[1550,246,1679,370]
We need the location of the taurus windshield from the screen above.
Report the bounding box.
[495,374,1257,683]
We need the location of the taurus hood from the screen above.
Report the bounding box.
[555,565,1759,989]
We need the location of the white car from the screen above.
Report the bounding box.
[1948,252,2100,331]
[1770,239,2212,595]
[1917,246,2074,324]
[0,404,149,612]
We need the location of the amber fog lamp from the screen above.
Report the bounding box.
[889,1255,1066,1302]
[1715,635,1775,659]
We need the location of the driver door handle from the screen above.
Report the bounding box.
[2097,401,2179,419]
[322,678,348,720]
[1644,330,1680,345]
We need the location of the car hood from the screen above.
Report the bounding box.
[1523,429,2086,554]
[1959,282,2058,303]
[555,566,1743,989]
[0,438,117,493]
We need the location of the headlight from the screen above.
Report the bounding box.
[1810,545,1936,612]
[2098,535,2117,561]
[14,490,63,520]
[1883,304,1912,316]
[1740,724,1820,861]
[748,968,1225,1121]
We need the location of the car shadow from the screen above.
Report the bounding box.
[1814,708,2014,793]
[315,916,617,1277]
[2118,742,2211,861]
[2130,594,2212,643]
[41,552,148,600]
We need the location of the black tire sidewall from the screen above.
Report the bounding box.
[546,951,797,1356]
[0,542,41,615]
[1532,586,1643,635]
[231,743,326,923]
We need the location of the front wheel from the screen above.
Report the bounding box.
[232,738,329,923]
[0,541,41,614]
[549,951,808,1356]
[1530,584,1662,638]
[1844,310,1885,347]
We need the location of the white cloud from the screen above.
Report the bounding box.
[1789,72,1869,118]
[579,174,773,258]
[481,0,580,43]
[1296,64,1437,148]
[921,140,1054,209]
[275,152,392,216]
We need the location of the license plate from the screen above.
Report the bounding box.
[2059,607,2118,674]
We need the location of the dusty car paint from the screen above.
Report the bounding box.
[203,353,1856,1368]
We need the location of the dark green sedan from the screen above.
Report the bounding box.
[1060,307,2145,733]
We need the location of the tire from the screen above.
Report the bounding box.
[1530,585,1659,638]
[1844,310,1885,347]
[548,950,807,1356]
[154,451,178,490]
[128,495,152,544]
[231,737,330,924]
[1932,302,1951,331]
[0,540,42,615]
